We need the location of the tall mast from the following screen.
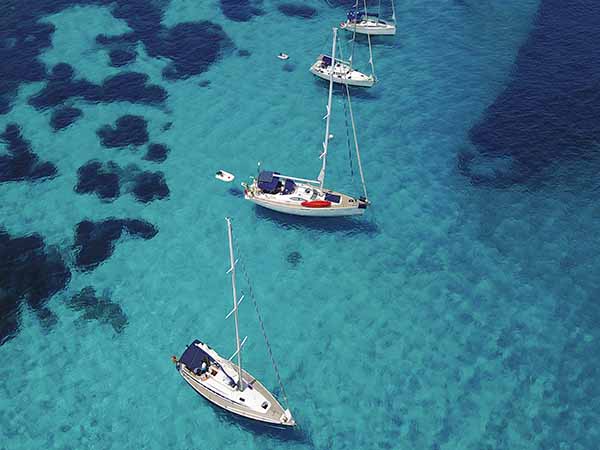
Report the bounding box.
[318,27,337,190]
[226,218,244,391]
[391,0,396,23]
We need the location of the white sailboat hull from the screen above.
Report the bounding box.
[246,195,366,217]
[244,178,367,217]
[176,341,295,427]
[310,57,375,88]
[341,19,396,35]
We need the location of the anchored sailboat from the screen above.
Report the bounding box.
[310,27,375,88]
[341,0,397,36]
[173,218,295,427]
[244,28,370,218]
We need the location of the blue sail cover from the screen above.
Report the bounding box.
[347,10,377,21]
[257,171,280,193]
[179,340,238,387]
[180,340,213,370]
[324,193,341,203]
[347,10,360,21]
[283,179,296,195]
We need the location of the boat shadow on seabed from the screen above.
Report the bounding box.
[312,79,380,101]
[254,205,379,235]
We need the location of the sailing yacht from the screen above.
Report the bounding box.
[173,218,295,427]
[310,28,375,88]
[244,28,370,218]
[341,0,397,36]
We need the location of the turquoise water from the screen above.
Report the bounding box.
[2,1,600,449]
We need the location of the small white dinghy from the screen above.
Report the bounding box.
[277,53,289,60]
[216,170,235,182]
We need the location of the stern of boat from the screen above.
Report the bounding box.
[241,178,256,200]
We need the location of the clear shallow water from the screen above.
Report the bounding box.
[1,1,599,449]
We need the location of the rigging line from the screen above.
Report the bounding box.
[344,82,368,200]
[336,29,344,62]
[361,0,376,79]
[341,84,355,179]
[232,239,290,409]
[335,33,349,81]
[367,32,376,80]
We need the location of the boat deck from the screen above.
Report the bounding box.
[180,364,293,426]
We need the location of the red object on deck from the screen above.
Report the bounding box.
[301,200,331,208]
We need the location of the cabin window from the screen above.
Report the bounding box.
[240,397,245,402]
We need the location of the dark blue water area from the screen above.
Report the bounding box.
[220,0,264,22]
[131,171,170,203]
[75,160,169,203]
[453,3,600,446]
[97,115,149,148]
[0,0,199,346]
[76,161,120,200]
[50,107,83,131]
[322,0,354,7]
[0,229,71,345]
[68,287,128,333]
[73,218,158,272]
[97,13,233,80]
[463,0,600,186]
[143,143,170,163]
[277,4,317,19]
[1,0,234,115]
[0,123,58,182]
[0,212,157,344]
[108,49,136,67]
[29,65,166,110]
[286,251,302,267]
